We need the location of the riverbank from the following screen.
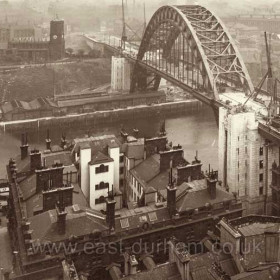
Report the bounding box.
[0,100,203,132]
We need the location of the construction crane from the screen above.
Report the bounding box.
[121,0,127,50]
[242,31,279,116]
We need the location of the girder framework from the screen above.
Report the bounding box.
[131,5,254,100]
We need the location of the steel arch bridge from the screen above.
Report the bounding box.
[130,5,254,103]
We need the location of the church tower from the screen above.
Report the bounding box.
[49,19,65,61]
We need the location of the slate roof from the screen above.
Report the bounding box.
[89,151,114,165]
[23,182,87,218]
[42,151,73,167]
[176,187,234,213]
[115,205,170,234]
[122,138,145,160]
[72,135,121,159]
[130,154,160,187]
[29,206,108,244]
[189,251,239,280]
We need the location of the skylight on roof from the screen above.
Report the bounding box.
[72,204,80,212]
[120,218,129,229]
[139,215,148,223]
[148,212,158,222]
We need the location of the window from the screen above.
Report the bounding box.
[95,196,105,205]
[245,147,247,154]
[260,147,263,156]
[238,174,239,182]
[148,212,158,222]
[119,167,124,175]
[259,187,264,195]
[238,136,240,141]
[95,182,109,190]
[237,148,239,155]
[120,218,129,228]
[245,173,247,180]
[139,215,148,223]
[238,161,239,168]
[259,173,263,182]
[95,164,109,174]
[259,160,264,169]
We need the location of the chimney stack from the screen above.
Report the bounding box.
[30,149,42,171]
[129,255,138,275]
[133,128,139,138]
[20,133,29,160]
[168,239,190,280]
[106,185,116,232]
[56,195,67,235]
[160,147,184,171]
[121,129,128,143]
[45,129,51,150]
[206,167,218,200]
[61,133,67,149]
[167,168,177,217]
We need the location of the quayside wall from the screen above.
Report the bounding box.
[0,100,203,132]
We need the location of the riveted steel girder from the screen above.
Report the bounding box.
[131,5,254,101]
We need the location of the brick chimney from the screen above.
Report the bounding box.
[30,149,42,171]
[160,146,184,171]
[168,239,190,280]
[43,185,73,212]
[128,255,138,275]
[20,133,29,160]
[121,129,128,143]
[145,136,167,158]
[124,253,138,275]
[206,168,218,200]
[45,129,51,150]
[61,133,67,149]
[56,199,67,235]
[167,169,177,217]
[36,163,64,193]
[106,185,116,232]
[133,128,139,138]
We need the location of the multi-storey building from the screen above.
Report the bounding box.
[111,56,131,92]
[219,105,279,215]
[72,135,123,211]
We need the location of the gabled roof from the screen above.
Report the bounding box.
[72,135,121,158]
[89,151,113,165]
[130,154,160,186]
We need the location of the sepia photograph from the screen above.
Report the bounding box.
[0,0,280,279]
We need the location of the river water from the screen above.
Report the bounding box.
[0,107,218,177]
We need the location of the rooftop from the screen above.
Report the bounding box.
[29,205,107,244]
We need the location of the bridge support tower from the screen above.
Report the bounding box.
[219,107,279,215]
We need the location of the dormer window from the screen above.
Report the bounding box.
[95,164,109,174]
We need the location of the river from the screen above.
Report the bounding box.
[0,107,218,177]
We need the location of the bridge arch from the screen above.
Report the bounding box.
[131,5,254,100]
